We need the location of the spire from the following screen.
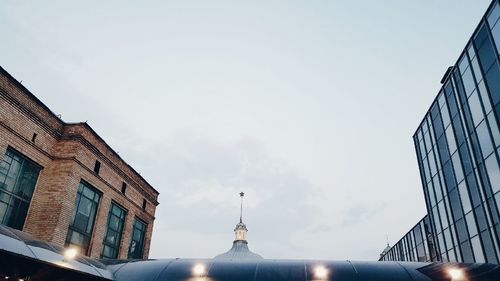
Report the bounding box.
[234,192,248,241]
[214,191,263,260]
[239,192,244,223]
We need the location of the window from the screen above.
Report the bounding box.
[128,218,147,259]
[121,182,127,194]
[467,91,484,127]
[101,203,126,259]
[94,160,101,174]
[470,235,485,262]
[142,199,147,210]
[0,149,41,230]
[65,181,100,255]
[485,154,500,194]
[477,121,494,158]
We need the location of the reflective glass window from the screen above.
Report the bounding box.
[446,127,457,155]
[437,135,450,164]
[452,115,466,146]
[466,212,478,238]
[460,240,474,262]
[491,21,500,55]
[475,23,490,48]
[441,104,451,129]
[468,91,484,126]
[66,181,100,254]
[429,151,437,176]
[101,203,126,259]
[459,182,472,214]
[452,152,464,183]
[477,39,497,72]
[477,121,494,158]
[456,218,469,243]
[470,235,485,262]
[488,2,500,29]
[433,176,443,202]
[0,149,41,230]
[458,55,469,74]
[480,230,498,263]
[471,57,484,84]
[488,113,500,148]
[438,201,449,228]
[485,64,500,105]
[462,68,476,96]
[478,81,493,114]
[485,154,500,193]
[443,161,456,189]
[444,228,453,250]
[128,218,147,259]
[438,91,446,108]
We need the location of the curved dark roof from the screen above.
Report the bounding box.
[214,240,263,260]
[0,224,112,280]
[103,258,500,281]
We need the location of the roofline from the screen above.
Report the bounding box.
[0,65,159,196]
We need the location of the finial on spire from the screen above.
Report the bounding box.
[386,234,389,246]
[239,192,245,223]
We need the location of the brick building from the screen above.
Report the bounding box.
[0,66,159,260]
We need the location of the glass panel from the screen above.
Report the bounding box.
[487,114,500,150]
[0,150,41,230]
[470,235,485,262]
[468,91,484,126]
[485,64,500,105]
[488,2,500,28]
[477,120,494,158]
[459,182,471,214]
[462,68,476,96]
[66,182,100,254]
[102,203,126,259]
[128,218,147,259]
[446,127,457,155]
[471,57,484,84]
[478,81,492,114]
[466,212,478,238]
[491,22,500,55]
[485,154,500,194]
[452,152,464,183]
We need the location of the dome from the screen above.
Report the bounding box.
[213,240,263,260]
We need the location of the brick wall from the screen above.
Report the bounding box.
[0,66,159,259]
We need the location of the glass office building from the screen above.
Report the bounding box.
[381,0,500,263]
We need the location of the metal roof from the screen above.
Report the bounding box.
[214,240,264,260]
[0,224,112,280]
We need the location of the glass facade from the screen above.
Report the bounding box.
[380,216,437,262]
[128,218,146,259]
[381,0,500,263]
[65,181,101,255]
[101,202,126,259]
[0,149,41,230]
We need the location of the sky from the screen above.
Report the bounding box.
[0,0,493,260]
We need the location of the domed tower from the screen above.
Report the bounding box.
[214,192,263,260]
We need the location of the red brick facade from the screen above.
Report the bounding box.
[0,66,159,259]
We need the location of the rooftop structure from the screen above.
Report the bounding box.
[214,192,263,260]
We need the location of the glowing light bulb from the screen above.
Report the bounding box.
[64,247,78,260]
[193,264,206,276]
[448,268,464,280]
[314,265,328,280]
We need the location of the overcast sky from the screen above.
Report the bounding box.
[0,0,492,260]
